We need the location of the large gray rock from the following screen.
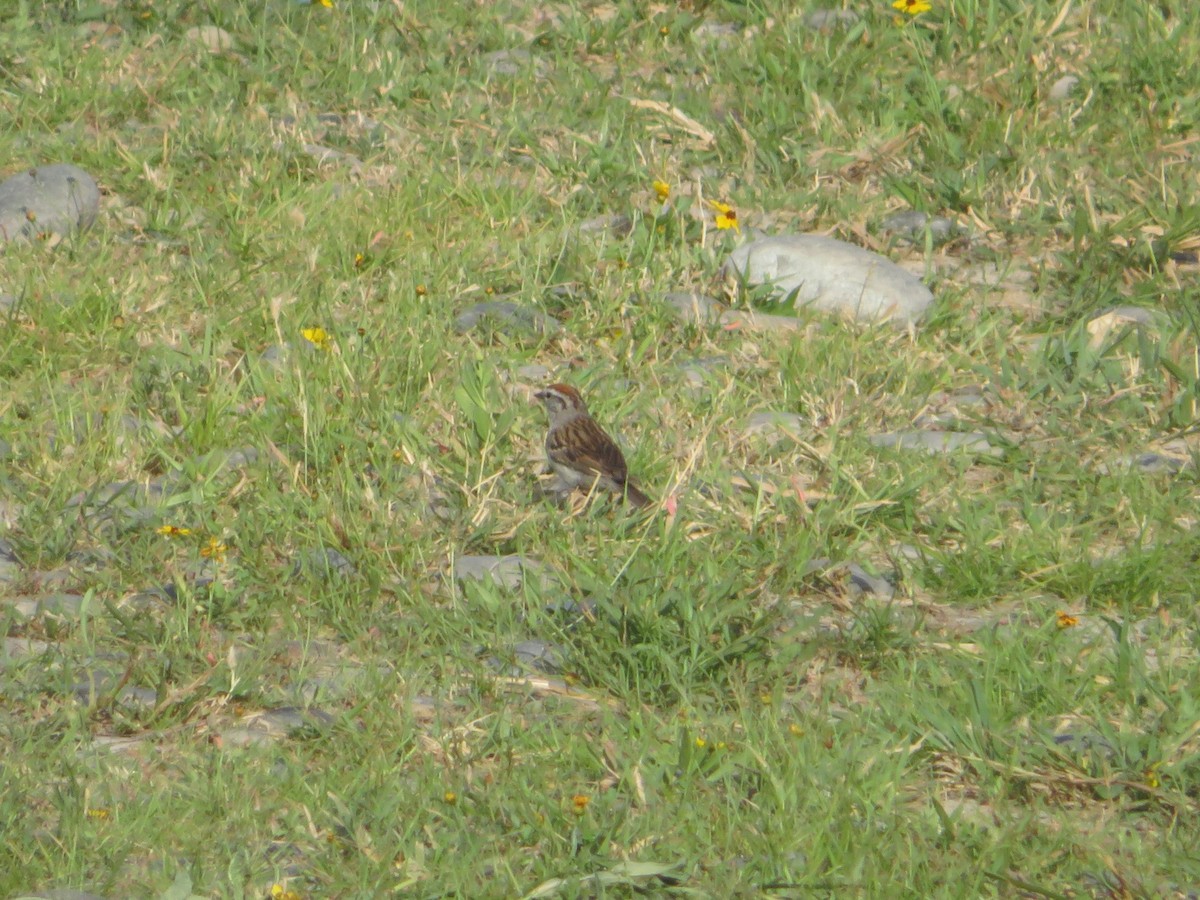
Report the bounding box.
[0,164,100,245]
[724,234,934,326]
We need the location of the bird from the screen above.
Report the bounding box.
[533,383,651,508]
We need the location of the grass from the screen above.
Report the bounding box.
[1,0,1199,896]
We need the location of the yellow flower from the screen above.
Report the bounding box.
[571,794,590,814]
[270,885,302,900]
[1056,611,1079,629]
[1145,765,1160,789]
[443,791,457,804]
[652,179,671,201]
[788,723,804,737]
[157,525,192,537]
[708,200,740,233]
[301,327,331,351]
[354,252,367,268]
[892,0,931,14]
[694,737,707,749]
[318,0,334,7]
[86,807,111,820]
[200,538,228,562]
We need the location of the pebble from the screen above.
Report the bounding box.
[663,291,725,325]
[0,538,21,584]
[489,639,565,676]
[805,559,896,600]
[1048,75,1080,101]
[453,555,543,591]
[0,164,101,246]
[454,300,559,337]
[879,210,959,246]
[869,430,1002,457]
[744,411,808,442]
[480,49,548,77]
[292,548,356,580]
[724,234,934,326]
[577,214,633,236]
[804,9,860,29]
[183,25,237,54]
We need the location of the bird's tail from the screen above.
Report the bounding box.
[624,482,651,508]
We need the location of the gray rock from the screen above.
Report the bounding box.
[845,563,896,599]
[0,538,21,584]
[577,214,633,236]
[805,559,897,600]
[744,411,808,441]
[454,555,542,590]
[1048,75,1080,101]
[481,49,547,77]
[292,548,356,580]
[692,21,742,45]
[0,164,100,245]
[35,593,87,617]
[805,9,860,29]
[679,356,730,395]
[517,364,554,382]
[490,639,565,676]
[1098,452,1189,476]
[723,234,934,326]
[664,291,724,325]
[454,301,559,337]
[870,430,1001,457]
[879,210,959,245]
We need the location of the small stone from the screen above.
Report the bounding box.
[1048,75,1080,101]
[577,214,633,236]
[804,9,860,29]
[869,430,1001,457]
[1097,452,1188,476]
[292,548,356,580]
[0,164,101,246]
[184,25,236,54]
[845,563,896,600]
[663,291,724,325]
[517,364,554,382]
[454,555,542,591]
[454,301,559,337]
[724,234,935,326]
[744,411,808,441]
[487,639,565,676]
[692,21,742,45]
[250,706,336,736]
[480,49,547,77]
[0,538,21,584]
[879,210,959,245]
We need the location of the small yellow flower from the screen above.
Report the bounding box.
[652,179,671,201]
[892,0,931,14]
[318,0,334,7]
[694,737,707,749]
[715,741,727,751]
[788,723,804,737]
[571,794,590,814]
[1056,611,1079,629]
[354,252,367,268]
[443,791,457,804]
[708,200,740,233]
[200,538,228,562]
[157,525,192,537]
[1145,765,1160,789]
[86,807,111,820]
[270,885,302,900]
[301,327,332,351]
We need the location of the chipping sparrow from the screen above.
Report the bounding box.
[534,383,651,508]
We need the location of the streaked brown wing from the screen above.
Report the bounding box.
[547,418,628,483]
